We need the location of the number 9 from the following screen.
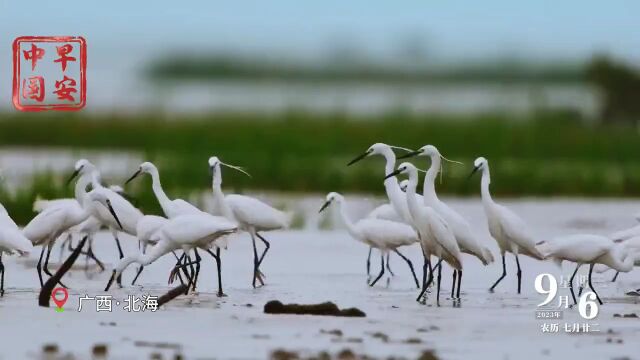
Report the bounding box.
[534,273,557,307]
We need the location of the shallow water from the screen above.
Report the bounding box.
[0,199,639,359]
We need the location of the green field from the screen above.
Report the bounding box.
[1,111,639,224]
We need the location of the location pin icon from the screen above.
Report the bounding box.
[51,287,69,312]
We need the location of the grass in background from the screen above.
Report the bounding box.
[1,110,640,225]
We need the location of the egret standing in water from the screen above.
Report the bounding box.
[105,212,238,293]
[399,145,494,299]
[537,234,640,305]
[319,192,420,288]
[469,157,544,294]
[347,144,421,278]
[209,156,291,288]
[125,161,226,293]
[386,163,463,305]
[24,185,123,288]
[364,179,411,278]
[67,159,143,286]
[0,200,33,296]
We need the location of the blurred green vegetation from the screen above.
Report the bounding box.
[586,56,640,123]
[1,110,640,224]
[147,55,584,84]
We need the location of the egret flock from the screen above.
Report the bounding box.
[0,144,639,307]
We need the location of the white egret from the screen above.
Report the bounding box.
[469,157,544,294]
[595,236,640,282]
[209,156,291,288]
[387,163,463,305]
[34,183,132,271]
[537,234,640,305]
[124,161,227,292]
[125,162,203,218]
[400,145,494,298]
[363,179,411,278]
[319,192,420,288]
[66,159,143,286]
[105,213,238,293]
[23,177,123,287]
[348,144,422,277]
[0,201,33,296]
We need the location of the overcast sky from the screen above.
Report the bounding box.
[1,0,638,61]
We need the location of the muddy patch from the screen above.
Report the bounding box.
[264,300,366,317]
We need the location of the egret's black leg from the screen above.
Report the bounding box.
[192,249,202,291]
[385,252,395,276]
[113,233,125,287]
[588,263,603,305]
[256,232,270,269]
[416,255,430,302]
[205,248,226,297]
[393,249,418,288]
[131,265,144,285]
[251,233,260,288]
[168,252,186,284]
[36,245,46,287]
[170,253,200,294]
[569,263,581,305]
[0,253,4,297]
[186,253,195,294]
[44,242,68,289]
[59,234,71,262]
[515,254,522,294]
[85,236,105,272]
[451,270,457,299]
[436,259,443,306]
[215,248,223,296]
[426,259,440,288]
[611,271,620,282]
[366,247,372,278]
[489,254,507,292]
[456,270,462,299]
[369,253,385,287]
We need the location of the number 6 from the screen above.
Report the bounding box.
[579,292,599,319]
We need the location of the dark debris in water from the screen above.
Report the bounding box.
[42,344,59,354]
[264,300,365,317]
[92,344,108,357]
[320,329,343,337]
[613,313,638,318]
[134,340,182,350]
[270,348,440,360]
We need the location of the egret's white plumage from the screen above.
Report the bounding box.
[0,221,33,296]
[126,162,203,218]
[23,174,123,287]
[319,192,420,287]
[348,143,421,225]
[366,180,410,223]
[537,234,640,304]
[471,157,543,294]
[609,224,640,242]
[209,156,290,288]
[405,145,494,265]
[391,162,462,304]
[105,213,238,292]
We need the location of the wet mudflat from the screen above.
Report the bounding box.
[0,198,639,359]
